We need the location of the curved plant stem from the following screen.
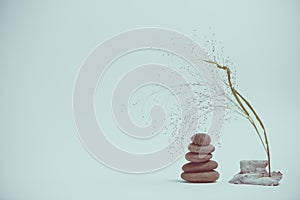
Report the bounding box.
[204,60,271,177]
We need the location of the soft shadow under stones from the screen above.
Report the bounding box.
[166,179,218,184]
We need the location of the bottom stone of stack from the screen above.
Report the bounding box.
[181,170,220,183]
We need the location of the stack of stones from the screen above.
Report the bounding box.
[181,133,219,183]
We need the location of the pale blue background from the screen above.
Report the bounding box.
[1,0,300,199]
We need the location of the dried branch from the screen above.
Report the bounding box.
[204,60,271,177]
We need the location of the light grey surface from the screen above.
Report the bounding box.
[1,0,300,199]
[73,28,226,173]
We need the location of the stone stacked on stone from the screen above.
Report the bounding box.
[229,160,283,186]
[181,133,220,183]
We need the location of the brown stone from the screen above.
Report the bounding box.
[182,160,218,172]
[185,152,212,163]
[181,171,220,183]
[188,143,215,154]
[191,133,211,146]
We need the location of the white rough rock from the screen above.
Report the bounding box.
[240,160,268,173]
[229,160,283,186]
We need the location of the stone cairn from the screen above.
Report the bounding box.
[181,133,219,183]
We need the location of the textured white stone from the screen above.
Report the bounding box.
[229,160,283,186]
[240,160,268,173]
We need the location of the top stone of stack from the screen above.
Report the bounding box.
[191,133,211,146]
